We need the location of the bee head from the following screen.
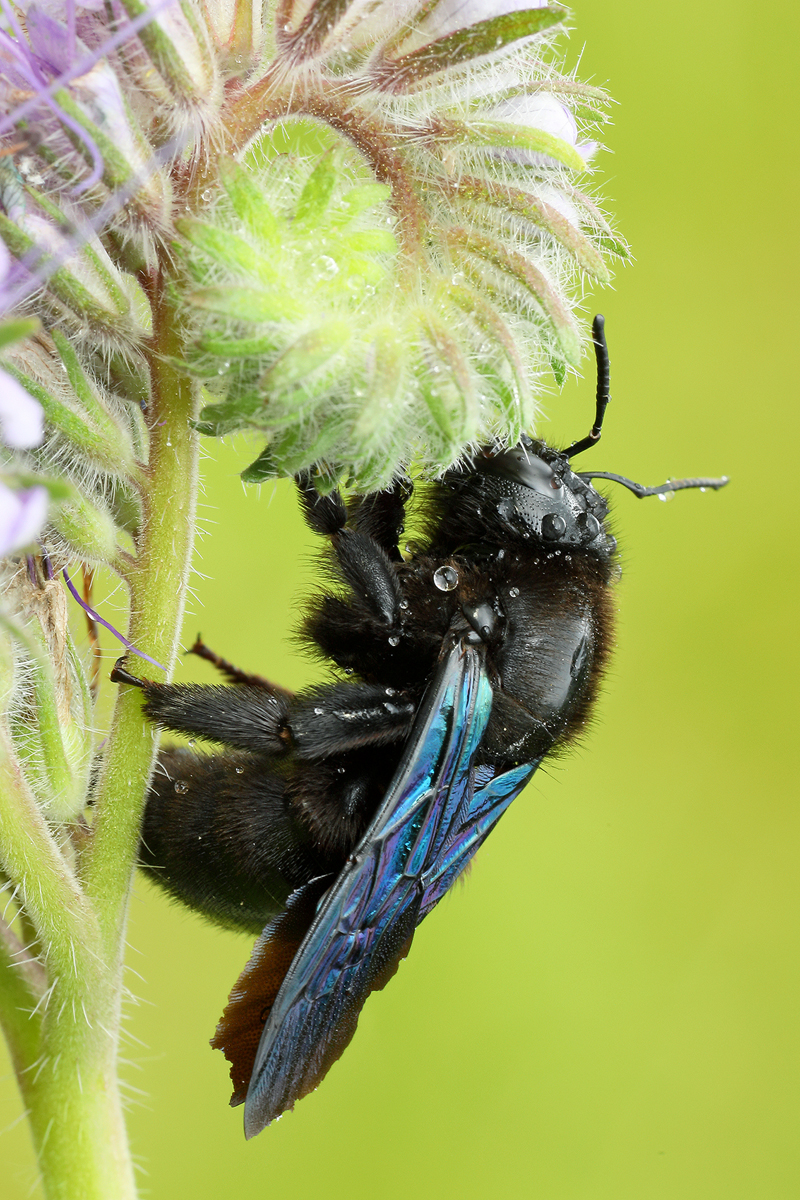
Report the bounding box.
[470,436,616,555]
[436,314,727,559]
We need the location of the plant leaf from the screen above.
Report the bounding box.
[380,7,566,88]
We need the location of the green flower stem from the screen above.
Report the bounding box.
[0,276,199,1199]
[0,912,44,1079]
[83,276,200,955]
[0,729,128,1200]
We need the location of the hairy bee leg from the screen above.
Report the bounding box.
[112,661,291,754]
[186,635,292,696]
[290,681,415,760]
[296,475,403,627]
[295,474,347,536]
[349,482,413,562]
[141,747,329,934]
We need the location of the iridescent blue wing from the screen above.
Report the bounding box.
[217,640,538,1136]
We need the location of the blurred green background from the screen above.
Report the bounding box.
[3,0,799,1195]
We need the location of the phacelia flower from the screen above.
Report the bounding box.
[0,368,44,447]
[0,479,47,553]
[0,0,626,499]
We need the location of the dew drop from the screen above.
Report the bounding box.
[314,707,324,715]
[235,766,244,775]
[433,565,459,592]
[174,780,189,795]
[315,255,339,278]
[508,587,520,598]
[388,635,400,647]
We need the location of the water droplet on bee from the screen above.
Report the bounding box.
[235,766,244,775]
[187,739,195,747]
[388,635,400,646]
[174,780,189,795]
[399,600,409,611]
[433,565,459,591]
[314,707,324,715]
[508,587,520,598]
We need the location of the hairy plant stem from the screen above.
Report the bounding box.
[0,272,200,1200]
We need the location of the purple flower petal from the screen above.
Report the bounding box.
[491,92,578,144]
[0,371,45,448]
[0,482,48,555]
[26,6,78,75]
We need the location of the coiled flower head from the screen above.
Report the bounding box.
[0,0,627,503]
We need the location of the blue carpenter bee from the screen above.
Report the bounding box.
[112,316,728,1136]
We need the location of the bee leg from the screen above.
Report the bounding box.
[185,634,291,696]
[297,474,403,628]
[141,747,329,934]
[290,680,416,760]
[349,482,413,562]
[111,658,290,754]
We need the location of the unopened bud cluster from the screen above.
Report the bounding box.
[0,0,626,527]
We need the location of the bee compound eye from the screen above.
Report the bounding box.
[541,513,567,540]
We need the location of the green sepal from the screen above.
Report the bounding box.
[0,215,128,331]
[416,308,477,451]
[218,156,280,246]
[176,218,279,285]
[0,318,40,351]
[50,493,118,564]
[448,119,586,173]
[258,320,352,393]
[294,152,339,226]
[0,467,73,503]
[117,0,213,105]
[384,6,566,86]
[452,176,610,281]
[550,356,567,386]
[332,184,392,225]
[259,418,349,476]
[240,444,276,483]
[0,362,134,475]
[4,612,93,826]
[26,187,131,317]
[51,330,136,470]
[196,392,264,436]
[444,282,533,432]
[197,332,278,358]
[344,229,398,254]
[448,227,581,365]
[188,286,303,323]
[284,0,355,59]
[53,87,170,231]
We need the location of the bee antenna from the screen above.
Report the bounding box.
[563,314,610,459]
[576,471,730,499]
